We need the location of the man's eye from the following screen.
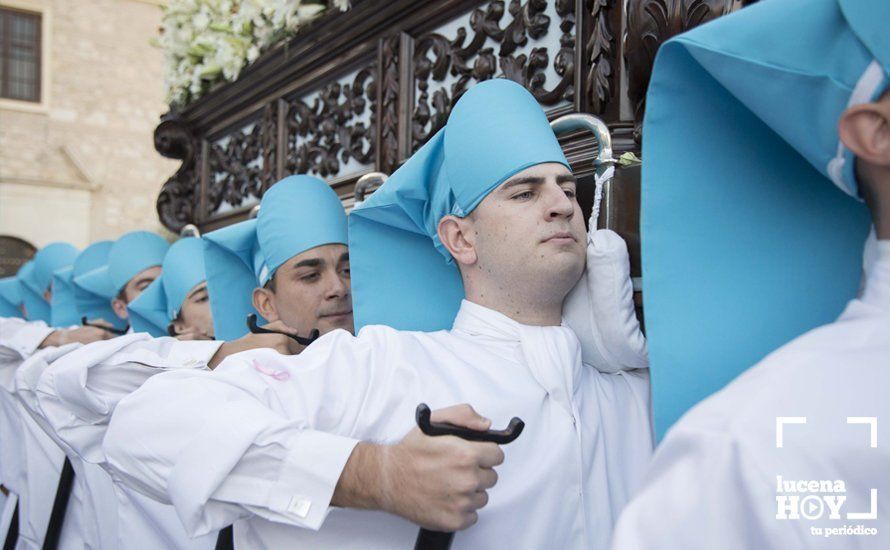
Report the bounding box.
[301,272,320,282]
[513,191,534,200]
[341,267,351,277]
[563,188,576,199]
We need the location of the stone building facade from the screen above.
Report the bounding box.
[0,0,176,259]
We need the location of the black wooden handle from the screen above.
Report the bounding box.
[246,314,319,346]
[80,316,128,336]
[413,403,524,550]
[415,403,524,444]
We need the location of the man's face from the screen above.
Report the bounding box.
[254,244,353,337]
[111,265,162,319]
[461,162,586,299]
[172,281,214,338]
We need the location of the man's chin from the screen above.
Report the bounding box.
[317,314,355,336]
[536,250,585,284]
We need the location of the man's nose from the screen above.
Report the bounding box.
[545,183,575,219]
[323,269,350,300]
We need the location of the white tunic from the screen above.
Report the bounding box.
[105,300,653,549]
[23,333,223,550]
[612,247,890,550]
[16,345,105,550]
[0,318,53,494]
[0,319,87,549]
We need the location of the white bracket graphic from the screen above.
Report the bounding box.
[847,417,878,448]
[848,489,878,520]
[776,417,807,448]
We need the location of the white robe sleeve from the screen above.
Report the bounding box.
[0,318,53,387]
[0,320,58,492]
[103,328,390,537]
[0,318,53,361]
[13,345,85,454]
[34,334,223,464]
[611,426,805,550]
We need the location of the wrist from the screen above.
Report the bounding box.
[207,341,232,369]
[39,329,66,348]
[332,442,387,511]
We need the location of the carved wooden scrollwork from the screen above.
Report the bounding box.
[283,65,377,179]
[412,0,576,150]
[585,0,614,115]
[625,0,735,140]
[377,34,401,174]
[206,103,277,215]
[153,0,747,232]
[155,114,200,232]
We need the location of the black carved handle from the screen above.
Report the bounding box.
[246,313,319,346]
[413,403,524,550]
[81,316,128,336]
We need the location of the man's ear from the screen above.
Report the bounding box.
[839,103,890,167]
[437,214,478,267]
[170,318,188,336]
[111,298,128,320]
[252,287,279,322]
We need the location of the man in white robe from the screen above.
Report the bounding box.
[103,79,653,549]
[10,233,167,550]
[1,245,113,550]
[21,177,356,550]
[612,1,890,548]
[15,238,223,550]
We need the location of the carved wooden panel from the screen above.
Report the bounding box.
[282,62,377,180]
[205,103,277,216]
[155,115,200,231]
[625,0,736,140]
[409,0,578,152]
[154,0,746,258]
[376,34,402,174]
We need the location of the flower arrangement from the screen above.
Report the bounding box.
[157,0,351,107]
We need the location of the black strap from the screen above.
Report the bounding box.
[215,525,234,550]
[2,499,18,550]
[246,314,319,346]
[42,457,75,550]
[80,317,129,336]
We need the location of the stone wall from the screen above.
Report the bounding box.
[0,0,176,249]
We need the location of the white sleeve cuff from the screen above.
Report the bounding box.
[163,339,226,370]
[268,430,360,530]
[1,321,54,358]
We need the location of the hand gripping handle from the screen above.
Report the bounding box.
[413,403,524,550]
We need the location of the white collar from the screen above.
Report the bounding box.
[451,300,583,413]
[860,244,890,313]
[452,299,567,340]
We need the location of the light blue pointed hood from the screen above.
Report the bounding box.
[108,231,169,292]
[641,0,889,439]
[19,242,79,324]
[0,276,25,318]
[128,237,207,337]
[349,79,570,332]
[203,175,348,341]
[50,266,80,327]
[70,240,128,330]
[13,262,34,318]
[71,231,168,323]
